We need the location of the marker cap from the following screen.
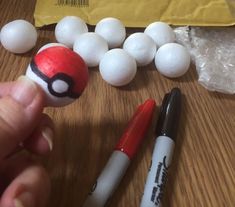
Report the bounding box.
[156,87,181,141]
[115,99,156,159]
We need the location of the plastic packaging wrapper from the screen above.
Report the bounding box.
[34,0,235,27]
[175,27,235,94]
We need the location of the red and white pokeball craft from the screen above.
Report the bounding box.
[26,46,89,107]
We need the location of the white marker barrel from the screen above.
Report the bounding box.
[83,151,130,207]
[140,136,175,207]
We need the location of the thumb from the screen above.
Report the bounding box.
[0,76,45,160]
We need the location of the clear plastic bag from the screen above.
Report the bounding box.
[175,26,235,94]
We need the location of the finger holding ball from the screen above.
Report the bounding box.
[26,46,89,107]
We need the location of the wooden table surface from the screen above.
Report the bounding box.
[0,0,234,206]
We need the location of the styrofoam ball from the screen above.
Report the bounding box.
[0,20,37,53]
[155,43,190,78]
[73,32,108,67]
[123,33,157,66]
[95,17,126,48]
[37,43,68,53]
[26,46,89,107]
[55,16,88,48]
[144,22,175,47]
[99,49,137,86]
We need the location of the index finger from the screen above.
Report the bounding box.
[0,77,44,160]
[0,81,15,97]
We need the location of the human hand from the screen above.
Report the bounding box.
[0,76,54,207]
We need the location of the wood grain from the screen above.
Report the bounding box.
[0,0,234,206]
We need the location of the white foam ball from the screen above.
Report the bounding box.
[73,32,108,67]
[55,16,88,48]
[155,43,190,78]
[99,49,137,86]
[0,19,37,53]
[144,22,175,47]
[123,32,157,66]
[95,17,126,48]
[37,43,68,53]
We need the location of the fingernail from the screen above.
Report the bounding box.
[14,192,34,207]
[14,199,24,207]
[11,76,38,107]
[41,126,53,151]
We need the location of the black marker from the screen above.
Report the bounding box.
[140,88,181,207]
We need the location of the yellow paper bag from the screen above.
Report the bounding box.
[34,0,235,27]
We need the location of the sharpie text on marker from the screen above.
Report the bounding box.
[140,88,181,207]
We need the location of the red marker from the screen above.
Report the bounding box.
[83,99,156,207]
